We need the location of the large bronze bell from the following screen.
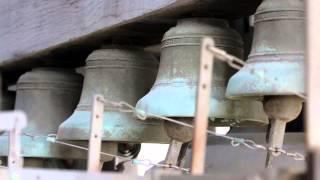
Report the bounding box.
[225,0,305,167]
[0,68,86,162]
[57,47,169,143]
[226,0,305,98]
[136,18,268,142]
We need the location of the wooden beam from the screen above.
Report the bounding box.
[0,0,197,67]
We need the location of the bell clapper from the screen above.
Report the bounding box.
[165,139,183,166]
[164,119,193,169]
[263,96,303,168]
[265,119,286,168]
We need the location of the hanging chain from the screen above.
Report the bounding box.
[45,135,190,173]
[102,100,305,161]
[13,122,190,172]
[13,44,305,172]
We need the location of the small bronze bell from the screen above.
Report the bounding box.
[57,47,169,143]
[0,68,88,167]
[225,0,305,167]
[136,18,268,143]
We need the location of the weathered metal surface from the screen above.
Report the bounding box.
[136,18,268,128]
[226,0,305,98]
[57,47,169,143]
[0,68,108,159]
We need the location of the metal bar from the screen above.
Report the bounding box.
[191,37,215,174]
[87,95,105,172]
[306,0,320,179]
[306,0,320,152]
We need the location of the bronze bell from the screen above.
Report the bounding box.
[136,18,268,143]
[0,68,84,163]
[57,47,169,143]
[226,0,305,98]
[225,0,305,167]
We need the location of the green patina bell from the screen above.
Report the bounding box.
[226,0,305,98]
[136,18,268,134]
[225,0,305,167]
[0,68,88,160]
[57,47,170,143]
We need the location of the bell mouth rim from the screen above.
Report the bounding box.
[226,59,305,99]
[57,110,170,143]
[136,100,267,121]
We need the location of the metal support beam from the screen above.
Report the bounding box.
[87,95,105,172]
[306,0,320,179]
[306,0,320,151]
[191,37,214,174]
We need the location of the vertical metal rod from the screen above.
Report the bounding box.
[191,37,214,175]
[306,0,320,152]
[87,95,105,172]
[8,120,24,169]
[8,122,22,169]
[265,119,286,168]
[306,0,320,179]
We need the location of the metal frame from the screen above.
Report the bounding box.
[191,37,215,174]
[1,5,318,174]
